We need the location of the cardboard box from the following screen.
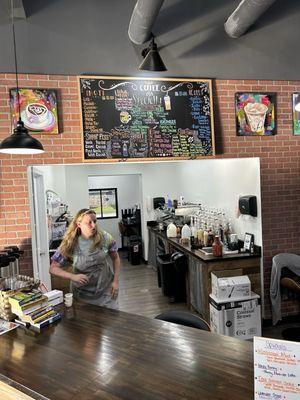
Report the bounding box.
[209,292,261,340]
[211,269,251,301]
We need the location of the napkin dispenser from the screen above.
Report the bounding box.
[153,197,165,209]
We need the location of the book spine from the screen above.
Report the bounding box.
[19,293,42,305]
[29,306,53,320]
[22,302,46,315]
[14,319,28,327]
[22,297,46,310]
[33,310,56,324]
[34,313,61,330]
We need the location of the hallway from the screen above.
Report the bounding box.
[118,251,188,319]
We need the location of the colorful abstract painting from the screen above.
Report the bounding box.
[235,92,276,136]
[292,93,300,135]
[10,88,59,134]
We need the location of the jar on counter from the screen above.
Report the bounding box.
[212,235,223,257]
[181,224,191,239]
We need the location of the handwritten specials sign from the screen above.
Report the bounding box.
[78,76,215,162]
[254,337,300,400]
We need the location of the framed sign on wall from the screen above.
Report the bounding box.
[235,92,276,136]
[78,76,215,162]
[89,188,118,219]
[10,88,59,134]
[292,93,300,135]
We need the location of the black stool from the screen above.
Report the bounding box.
[155,310,210,331]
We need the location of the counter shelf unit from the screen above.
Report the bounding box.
[119,209,142,250]
[148,227,261,321]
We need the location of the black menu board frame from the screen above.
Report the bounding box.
[78,76,215,162]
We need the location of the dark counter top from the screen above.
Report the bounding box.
[148,226,261,262]
[0,372,50,400]
[0,302,254,400]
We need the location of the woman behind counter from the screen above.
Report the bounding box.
[50,208,121,309]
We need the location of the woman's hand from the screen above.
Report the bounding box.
[111,279,119,298]
[71,273,89,286]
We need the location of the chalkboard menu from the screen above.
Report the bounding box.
[79,76,215,161]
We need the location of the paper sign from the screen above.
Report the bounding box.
[254,336,300,400]
[0,319,18,335]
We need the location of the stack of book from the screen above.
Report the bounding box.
[8,290,61,331]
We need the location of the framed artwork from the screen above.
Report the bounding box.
[89,188,118,219]
[243,233,254,252]
[235,92,276,136]
[292,93,300,135]
[79,75,215,162]
[10,88,59,134]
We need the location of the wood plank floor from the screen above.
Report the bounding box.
[118,251,300,339]
[118,251,188,318]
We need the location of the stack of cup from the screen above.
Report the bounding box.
[64,293,73,307]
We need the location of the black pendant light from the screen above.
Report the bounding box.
[139,35,167,72]
[0,0,44,155]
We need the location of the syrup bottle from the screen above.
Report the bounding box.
[212,235,223,257]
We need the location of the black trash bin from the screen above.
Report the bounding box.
[128,235,142,265]
[156,252,187,302]
[156,254,174,297]
[172,252,187,302]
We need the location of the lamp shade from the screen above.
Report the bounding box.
[139,38,167,71]
[0,120,44,154]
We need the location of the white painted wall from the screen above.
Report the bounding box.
[37,158,262,260]
[42,165,67,204]
[174,158,262,245]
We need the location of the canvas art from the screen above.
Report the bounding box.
[292,93,300,135]
[10,88,59,134]
[235,92,276,136]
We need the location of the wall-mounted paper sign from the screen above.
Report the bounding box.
[254,336,300,400]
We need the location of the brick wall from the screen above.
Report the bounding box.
[0,74,299,319]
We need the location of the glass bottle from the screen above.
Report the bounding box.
[196,218,204,245]
[203,226,209,246]
[190,216,197,238]
[207,227,214,247]
[212,235,223,257]
[166,195,173,209]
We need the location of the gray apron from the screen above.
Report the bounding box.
[71,244,118,309]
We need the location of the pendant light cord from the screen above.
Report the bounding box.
[10,0,21,121]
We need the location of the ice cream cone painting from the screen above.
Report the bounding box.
[10,88,59,134]
[292,93,300,135]
[235,93,276,136]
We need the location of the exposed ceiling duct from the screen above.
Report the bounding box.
[128,0,165,45]
[225,0,277,38]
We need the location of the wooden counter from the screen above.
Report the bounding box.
[0,303,254,400]
[148,227,261,321]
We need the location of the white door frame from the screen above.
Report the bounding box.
[28,166,52,290]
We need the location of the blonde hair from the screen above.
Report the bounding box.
[59,208,102,260]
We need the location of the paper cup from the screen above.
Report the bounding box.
[64,293,73,307]
[244,102,268,133]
